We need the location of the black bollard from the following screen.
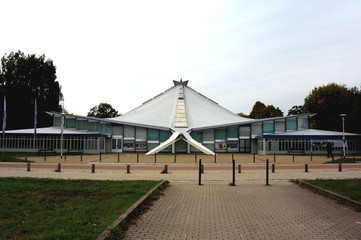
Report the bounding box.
[339,163,342,172]
[232,159,236,186]
[214,154,216,163]
[127,164,130,174]
[253,153,256,163]
[57,163,61,172]
[292,153,295,162]
[274,153,276,163]
[64,153,67,162]
[272,164,275,173]
[137,153,139,163]
[195,153,197,163]
[27,162,31,172]
[44,150,46,161]
[238,164,241,174]
[201,164,204,174]
[311,152,313,162]
[305,164,308,172]
[162,165,168,174]
[117,152,120,162]
[99,152,102,162]
[92,164,95,173]
[266,159,269,186]
[198,159,202,185]
[174,153,176,163]
[81,153,83,162]
[155,153,157,163]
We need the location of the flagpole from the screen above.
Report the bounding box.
[33,98,37,150]
[60,100,64,158]
[2,96,6,159]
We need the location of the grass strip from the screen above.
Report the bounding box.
[0,177,160,240]
[303,179,361,203]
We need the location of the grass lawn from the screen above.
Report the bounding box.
[0,177,161,240]
[324,157,361,164]
[0,152,36,162]
[304,179,361,203]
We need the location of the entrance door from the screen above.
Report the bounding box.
[111,137,122,152]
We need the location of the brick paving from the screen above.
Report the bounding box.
[124,182,361,240]
[1,163,361,239]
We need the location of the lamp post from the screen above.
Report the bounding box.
[339,114,346,158]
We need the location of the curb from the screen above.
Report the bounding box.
[291,179,361,212]
[97,180,169,240]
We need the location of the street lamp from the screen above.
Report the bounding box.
[339,114,346,158]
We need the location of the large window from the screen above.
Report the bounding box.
[227,127,238,139]
[89,122,99,132]
[112,126,123,136]
[263,121,274,134]
[227,141,239,152]
[215,128,226,142]
[66,118,76,128]
[251,123,262,136]
[239,126,250,137]
[124,126,135,139]
[148,129,159,141]
[203,129,214,142]
[298,118,308,129]
[286,119,297,131]
[191,131,202,143]
[240,139,251,152]
[275,120,285,133]
[77,120,88,131]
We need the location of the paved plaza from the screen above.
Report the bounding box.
[1,160,361,240]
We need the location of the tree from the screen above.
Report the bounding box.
[304,83,361,133]
[249,101,283,119]
[287,105,304,116]
[87,103,120,118]
[0,51,62,130]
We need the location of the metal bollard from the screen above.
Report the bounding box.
[272,164,275,173]
[292,153,295,162]
[174,153,177,163]
[155,153,157,163]
[117,152,120,162]
[162,165,168,174]
[253,153,256,163]
[44,151,46,161]
[198,159,202,185]
[64,153,67,162]
[99,152,102,162]
[238,164,241,174]
[274,153,276,163]
[232,159,236,186]
[57,163,61,172]
[311,152,313,162]
[27,162,31,172]
[305,164,308,172]
[81,153,83,162]
[91,164,95,173]
[127,164,130,174]
[339,163,342,172]
[266,159,269,186]
[201,164,204,174]
[137,153,139,163]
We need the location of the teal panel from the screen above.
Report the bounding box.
[227,127,238,138]
[191,131,203,143]
[263,122,274,134]
[286,119,297,131]
[148,129,159,141]
[215,128,226,140]
[159,131,171,142]
[77,120,88,130]
[66,118,76,128]
[54,117,61,127]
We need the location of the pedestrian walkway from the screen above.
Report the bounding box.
[124,182,361,240]
[1,164,361,239]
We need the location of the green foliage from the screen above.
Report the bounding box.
[87,103,120,118]
[0,50,62,129]
[304,179,361,202]
[249,101,283,119]
[287,105,304,116]
[303,83,361,133]
[0,152,35,162]
[0,178,160,240]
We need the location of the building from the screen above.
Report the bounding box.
[1,80,360,155]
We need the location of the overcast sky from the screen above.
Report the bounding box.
[1,0,361,116]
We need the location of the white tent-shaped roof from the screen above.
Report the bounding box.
[108,80,253,155]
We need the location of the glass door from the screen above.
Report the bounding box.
[111,137,122,152]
